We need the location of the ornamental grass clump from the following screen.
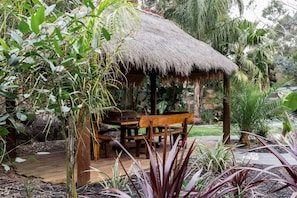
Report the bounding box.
[195,140,235,174]
[89,153,132,195]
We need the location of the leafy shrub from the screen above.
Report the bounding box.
[200,109,214,124]
[195,141,235,174]
[90,153,132,195]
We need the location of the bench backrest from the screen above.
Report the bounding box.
[139,113,194,128]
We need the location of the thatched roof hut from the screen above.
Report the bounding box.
[78,9,238,187]
[113,10,238,84]
[109,10,236,145]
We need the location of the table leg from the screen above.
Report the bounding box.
[120,126,126,148]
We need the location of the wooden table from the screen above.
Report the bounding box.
[101,109,139,147]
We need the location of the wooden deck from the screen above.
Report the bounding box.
[14,138,216,185]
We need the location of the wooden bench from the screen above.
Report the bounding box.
[125,113,194,158]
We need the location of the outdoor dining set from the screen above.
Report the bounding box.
[91,109,194,160]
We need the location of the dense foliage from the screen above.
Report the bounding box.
[0,0,138,196]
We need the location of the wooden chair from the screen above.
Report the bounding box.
[91,119,116,160]
[97,134,116,159]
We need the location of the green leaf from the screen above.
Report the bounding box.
[0,38,9,50]
[18,20,30,34]
[48,103,60,110]
[31,14,40,34]
[36,6,45,24]
[27,156,38,161]
[31,6,45,34]
[69,26,81,33]
[283,122,292,132]
[54,28,63,40]
[284,92,297,111]
[53,40,62,56]
[16,112,27,122]
[102,27,111,41]
[0,126,9,136]
[84,0,95,9]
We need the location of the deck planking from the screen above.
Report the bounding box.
[14,138,216,185]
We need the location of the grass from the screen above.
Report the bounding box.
[188,124,237,137]
[109,123,283,137]
[137,124,238,137]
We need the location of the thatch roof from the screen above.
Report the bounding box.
[109,10,238,83]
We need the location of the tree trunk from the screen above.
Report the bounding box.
[223,75,231,144]
[239,132,250,147]
[66,115,77,198]
[193,81,203,117]
[76,110,91,187]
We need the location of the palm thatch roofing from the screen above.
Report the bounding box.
[112,10,238,84]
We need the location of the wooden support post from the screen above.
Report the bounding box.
[76,115,91,187]
[223,75,231,144]
[150,72,157,115]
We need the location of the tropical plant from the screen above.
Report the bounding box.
[195,141,235,174]
[225,163,281,197]
[89,153,132,196]
[230,20,275,88]
[231,80,285,146]
[0,0,139,196]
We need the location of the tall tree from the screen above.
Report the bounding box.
[230,20,275,89]
[262,0,297,84]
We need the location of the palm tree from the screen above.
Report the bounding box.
[230,20,274,89]
[231,79,285,146]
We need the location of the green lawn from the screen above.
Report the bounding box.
[138,124,238,136]
[188,125,237,137]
